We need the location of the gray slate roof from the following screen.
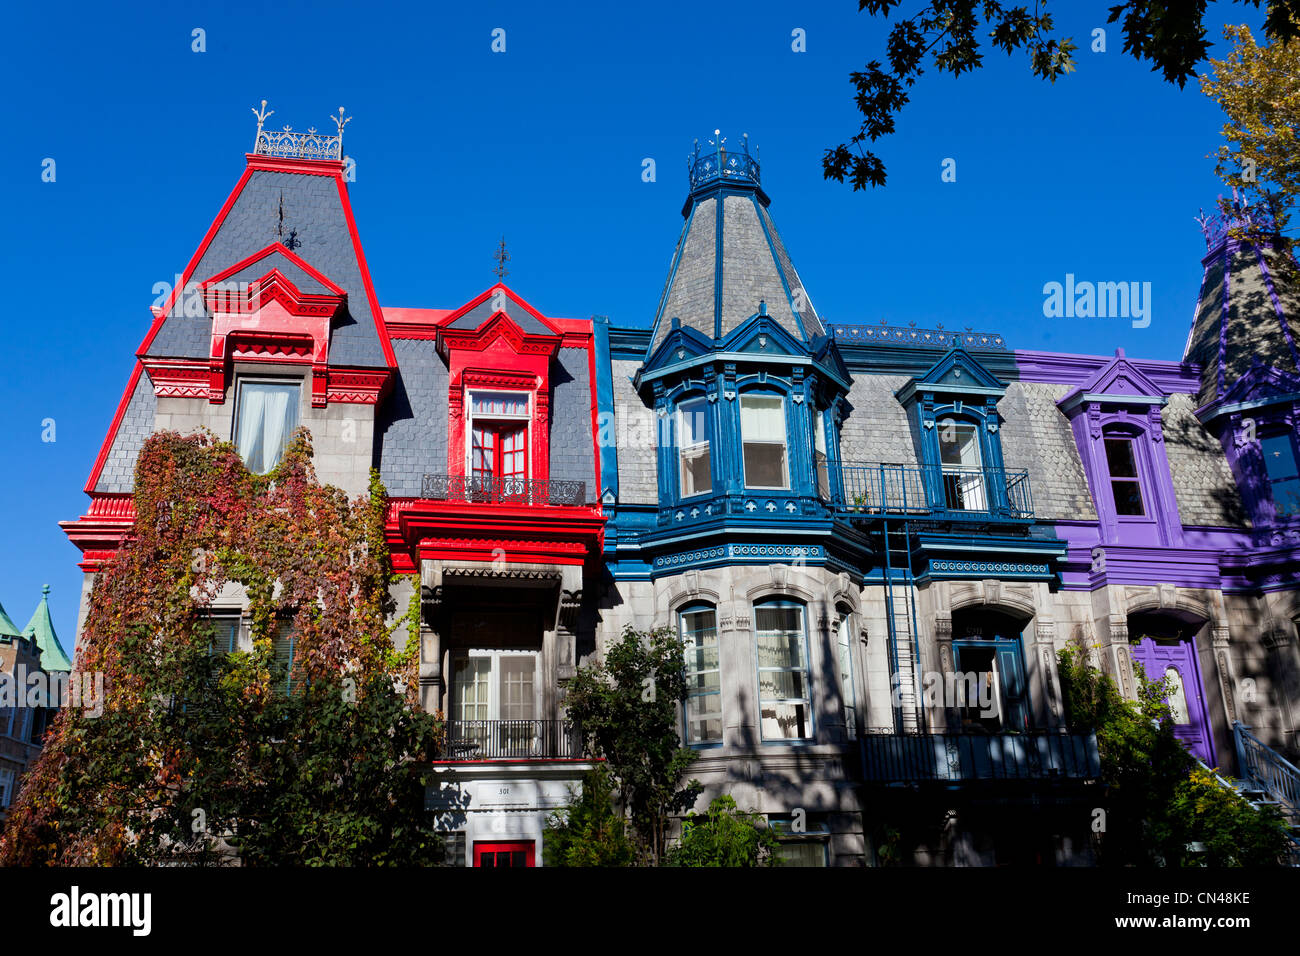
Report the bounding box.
[649,192,825,355]
[95,368,157,494]
[145,169,388,367]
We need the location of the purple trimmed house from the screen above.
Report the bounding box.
[593,135,1300,865]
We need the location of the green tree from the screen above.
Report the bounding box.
[0,430,441,866]
[543,765,637,866]
[1057,645,1290,866]
[826,1,1300,190]
[562,624,702,863]
[1200,17,1300,240]
[665,795,780,867]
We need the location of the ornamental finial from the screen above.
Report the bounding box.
[252,99,274,150]
[493,236,510,279]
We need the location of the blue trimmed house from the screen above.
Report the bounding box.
[592,136,1300,865]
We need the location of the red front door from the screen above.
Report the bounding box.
[473,841,535,867]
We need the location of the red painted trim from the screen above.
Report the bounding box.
[333,168,398,370]
[472,840,535,867]
[244,154,345,176]
[584,325,605,541]
[203,241,347,296]
[136,165,255,358]
[383,307,455,340]
[84,361,147,494]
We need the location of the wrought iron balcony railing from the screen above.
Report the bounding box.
[420,474,586,506]
[832,462,1034,520]
[441,719,585,761]
[861,731,1100,782]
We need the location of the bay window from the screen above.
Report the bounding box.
[754,601,811,741]
[680,605,722,744]
[740,394,789,489]
[234,381,300,475]
[677,398,712,497]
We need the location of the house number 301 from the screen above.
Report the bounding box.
[498,787,510,795]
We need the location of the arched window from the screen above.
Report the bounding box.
[754,599,811,741]
[1103,431,1146,516]
[679,603,721,744]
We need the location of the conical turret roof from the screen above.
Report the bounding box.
[647,133,825,358]
[1184,201,1300,407]
[22,584,72,672]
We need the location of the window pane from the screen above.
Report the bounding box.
[1104,437,1138,478]
[939,423,981,467]
[499,657,536,720]
[236,383,300,475]
[776,841,827,867]
[743,443,787,488]
[759,701,809,739]
[1112,478,1145,516]
[740,396,786,440]
[682,608,722,743]
[681,446,712,497]
[678,400,710,446]
[471,392,528,416]
[452,658,490,722]
[1271,478,1300,516]
[758,669,807,700]
[1261,434,1300,481]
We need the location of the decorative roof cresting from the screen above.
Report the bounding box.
[1195,189,1280,251]
[251,100,350,161]
[689,129,760,190]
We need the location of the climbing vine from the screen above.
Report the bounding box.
[0,429,442,866]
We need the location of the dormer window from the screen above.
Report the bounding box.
[1104,434,1146,516]
[1260,431,1300,517]
[741,394,789,489]
[234,380,301,474]
[677,397,712,497]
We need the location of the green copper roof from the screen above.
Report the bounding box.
[0,600,21,639]
[22,584,72,672]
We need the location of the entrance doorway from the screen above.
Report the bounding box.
[1128,612,1214,766]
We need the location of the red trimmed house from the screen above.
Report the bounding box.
[61,123,604,866]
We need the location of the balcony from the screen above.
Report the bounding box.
[832,462,1034,521]
[421,474,586,507]
[440,719,586,761]
[860,731,1100,782]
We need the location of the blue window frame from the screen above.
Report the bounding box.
[1261,431,1300,517]
[679,604,722,744]
[204,614,242,656]
[740,393,790,490]
[754,600,812,741]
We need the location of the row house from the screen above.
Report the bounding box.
[59,116,1300,865]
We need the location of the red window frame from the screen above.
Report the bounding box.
[471,421,528,483]
[473,841,535,867]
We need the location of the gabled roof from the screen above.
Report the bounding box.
[22,585,72,672]
[896,347,1007,403]
[1057,348,1167,413]
[137,154,396,369]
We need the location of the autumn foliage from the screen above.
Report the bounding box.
[0,429,442,866]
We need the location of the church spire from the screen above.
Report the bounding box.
[23,584,71,672]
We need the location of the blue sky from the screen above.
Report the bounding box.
[0,0,1270,647]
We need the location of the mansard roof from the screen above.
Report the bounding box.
[1183,202,1300,408]
[137,154,396,370]
[646,135,825,358]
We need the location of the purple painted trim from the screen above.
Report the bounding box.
[1253,243,1300,370]
[1218,242,1232,397]
[1012,350,1200,393]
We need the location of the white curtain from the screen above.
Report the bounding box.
[237,384,298,474]
[741,396,786,441]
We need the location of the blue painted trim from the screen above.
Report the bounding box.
[714,192,724,339]
[751,193,809,343]
[593,314,619,503]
